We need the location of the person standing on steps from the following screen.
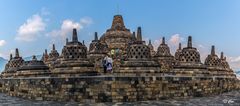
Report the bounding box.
[103,54,113,73]
[107,55,113,73]
[102,56,107,73]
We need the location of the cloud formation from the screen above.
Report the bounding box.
[50,19,82,38]
[228,56,240,71]
[152,39,161,51]
[0,49,14,59]
[15,14,46,42]
[168,34,184,46]
[0,40,6,47]
[148,34,184,52]
[80,17,93,26]
[47,17,93,42]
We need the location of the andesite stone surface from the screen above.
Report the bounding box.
[0,14,238,103]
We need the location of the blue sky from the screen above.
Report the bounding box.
[0,0,240,70]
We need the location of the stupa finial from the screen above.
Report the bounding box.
[132,32,136,40]
[187,36,192,48]
[221,52,224,59]
[10,54,13,60]
[211,45,215,55]
[137,27,142,41]
[72,28,78,42]
[15,48,19,57]
[52,44,55,51]
[32,55,37,61]
[45,49,48,55]
[179,43,182,50]
[162,37,165,44]
[149,39,152,45]
[94,32,98,41]
[66,38,69,45]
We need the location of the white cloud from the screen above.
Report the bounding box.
[228,56,240,62]
[168,34,184,46]
[15,14,46,42]
[0,40,6,46]
[153,39,161,51]
[227,56,240,71]
[0,53,3,57]
[168,34,185,54]
[145,34,184,52]
[144,37,160,51]
[80,17,93,26]
[198,44,205,48]
[47,20,82,41]
[47,17,93,42]
[0,49,14,59]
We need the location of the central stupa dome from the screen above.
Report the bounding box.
[100,15,132,53]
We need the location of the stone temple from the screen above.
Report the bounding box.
[0,14,239,103]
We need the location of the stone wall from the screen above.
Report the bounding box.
[0,75,239,103]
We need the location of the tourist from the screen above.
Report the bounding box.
[103,56,107,73]
[107,56,113,73]
[104,54,113,73]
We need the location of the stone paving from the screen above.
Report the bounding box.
[0,90,240,106]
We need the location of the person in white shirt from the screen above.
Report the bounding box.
[102,56,107,73]
[103,55,113,73]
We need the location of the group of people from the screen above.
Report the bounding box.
[102,55,113,73]
[102,49,125,73]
